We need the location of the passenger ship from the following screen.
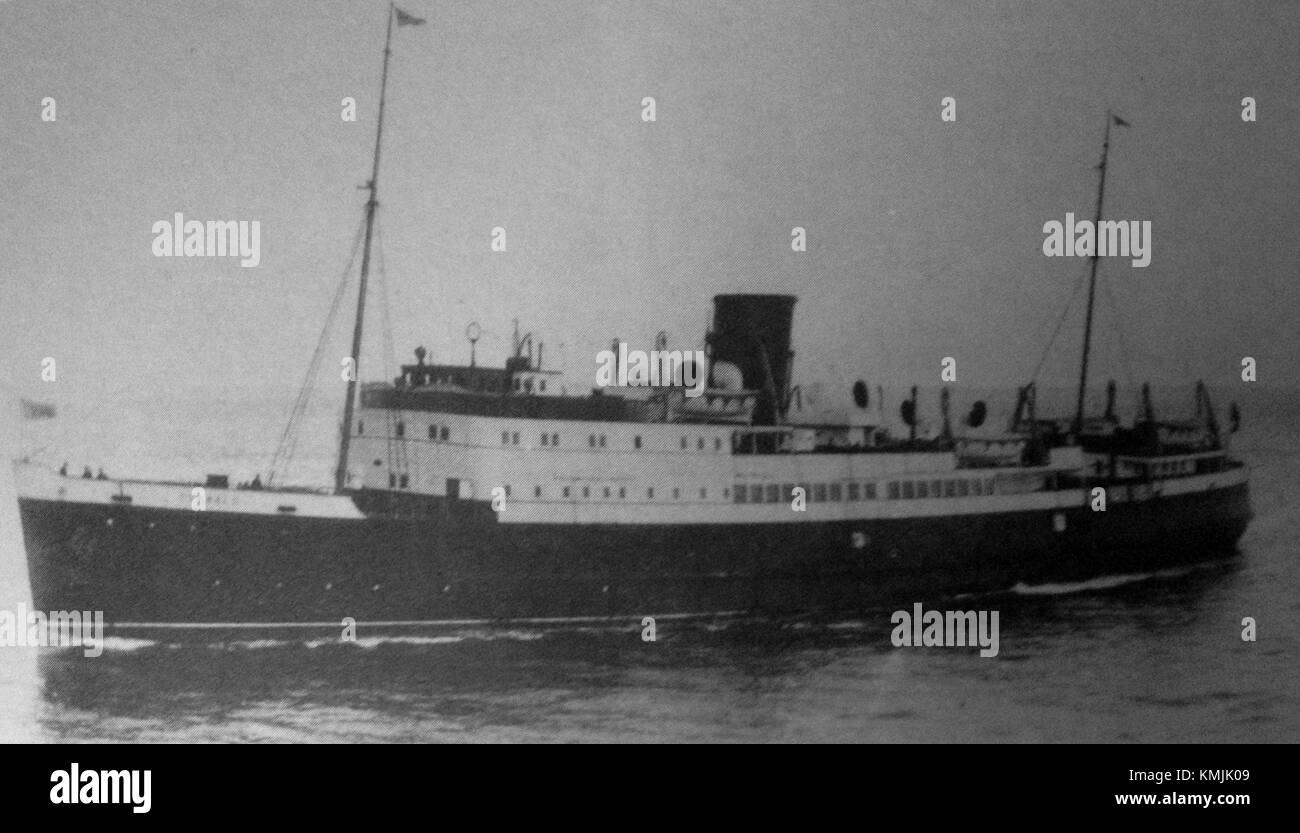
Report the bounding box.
[14,7,1251,632]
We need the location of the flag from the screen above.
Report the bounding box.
[20,398,56,420]
[395,7,425,26]
[1112,114,1131,127]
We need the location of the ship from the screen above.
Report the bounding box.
[14,5,1252,635]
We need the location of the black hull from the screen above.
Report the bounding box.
[19,482,1251,634]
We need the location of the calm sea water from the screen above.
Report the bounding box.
[1,386,1296,743]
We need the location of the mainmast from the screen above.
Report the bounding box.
[335,4,397,493]
[1072,111,1116,437]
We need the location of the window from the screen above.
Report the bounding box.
[504,485,511,497]
[619,487,626,498]
[735,485,748,503]
[848,483,860,501]
[749,485,764,502]
[441,427,449,441]
[699,488,707,499]
[599,435,606,448]
[603,487,611,498]
[396,422,405,437]
[358,421,364,434]
[399,474,409,488]
[765,484,779,503]
[714,438,722,451]
[502,431,509,444]
[635,436,643,449]
[864,482,877,500]
[986,478,996,494]
[887,482,900,500]
[373,459,383,467]
[541,433,549,446]
[563,486,570,498]
[829,483,842,501]
[680,437,688,450]
[647,487,655,499]
[799,483,811,502]
[697,438,704,450]
[551,433,559,446]
[901,481,914,499]
[389,474,397,488]
[932,480,942,497]
[917,481,929,498]
[539,380,546,392]
[512,432,520,445]
[972,479,983,496]
[813,483,827,502]
[957,479,970,497]
[945,480,957,497]
[783,484,796,502]
[534,486,542,498]
[583,486,590,498]
[672,488,680,499]
[589,435,596,448]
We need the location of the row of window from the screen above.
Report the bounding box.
[734,476,1000,504]
[502,431,563,446]
[493,485,716,501]
[381,474,1004,502]
[494,432,725,451]
[512,377,547,393]
[365,421,451,442]
[402,371,550,394]
[373,420,726,454]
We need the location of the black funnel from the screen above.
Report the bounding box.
[707,294,797,424]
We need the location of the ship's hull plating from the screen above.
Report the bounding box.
[17,480,1251,634]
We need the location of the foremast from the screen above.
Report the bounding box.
[1072,111,1118,436]
[335,4,397,493]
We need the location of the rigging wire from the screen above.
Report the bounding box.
[1098,269,1138,392]
[267,214,368,486]
[374,218,409,480]
[1027,260,1090,384]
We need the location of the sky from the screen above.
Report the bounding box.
[2,0,1297,418]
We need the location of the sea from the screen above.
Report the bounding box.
[0,384,1296,743]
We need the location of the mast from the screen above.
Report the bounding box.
[335,3,396,493]
[1072,111,1113,436]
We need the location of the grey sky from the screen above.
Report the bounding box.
[2,0,1297,415]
